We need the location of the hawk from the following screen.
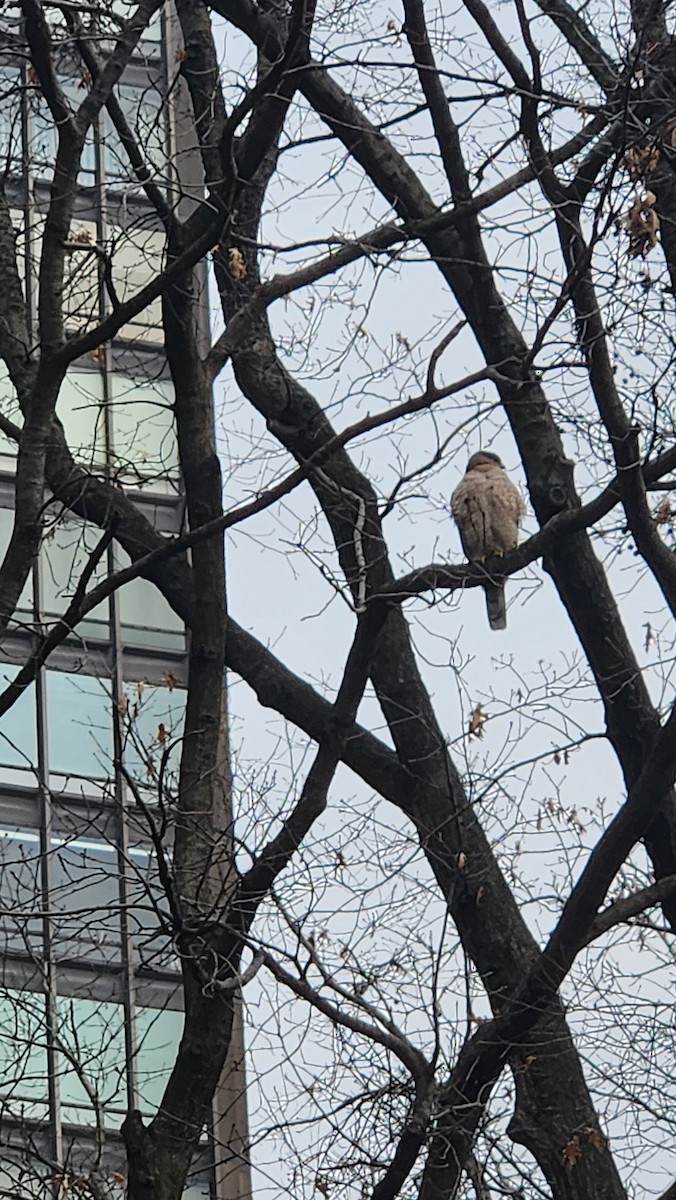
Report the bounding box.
[451,450,525,630]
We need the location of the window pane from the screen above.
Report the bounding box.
[0,359,21,465]
[108,0,162,41]
[119,680,184,790]
[62,221,100,334]
[117,546,184,651]
[0,66,22,176]
[109,226,164,344]
[51,832,121,963]
[103,82,166,184]
[42,508,109,638]
[0,506,34,617]
[0,828,42,956]
[57,997,127,1127]
[56,371,107,466]
[46,672,113,783]
[28,80,95,185]
[0,668,37,780]
[110,375,178,482]
[0,1159,50,1200]
[125,841,175,970]
[0,990,49,1123]
[135,1004,183,1114]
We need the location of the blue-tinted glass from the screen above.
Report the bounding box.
[0,1160,49,1200]
[57,996,127,1127]
[0,990,49,1122]
[110,375,177,478]
[0,828,42,955]
[125,842,175,970]
[0,361,21,463]
[0,668,37,775]
[42,508,109,638]
[28,80,95,184]
[51,833,121,962]
[119,680,184,789]
[0,67,21,176]
[103,82,165,183]
[46,671,113,782]
[0,507,33,615]
[117,543,184,651]
[135,1004,183,1114]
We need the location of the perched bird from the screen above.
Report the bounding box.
[451,450,525,630]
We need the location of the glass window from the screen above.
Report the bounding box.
[109,226,164,343]
[0,348,22,465]
[50,832,121,963]
[118,679,184,790]
[23,213,100,334]
[0,66,22,176]
[0,827,42,956]
[0,1159,50,1200]
[0,506,34,616]
[103,82,166,184]
[117,545,184,651]
[62,220,100,334]
[109,374,178,482]
[135,1004,183,1114]
[56,371,107,466]
[0,668,37,780]
[107,0,162,42]
[41,508,109,638]
[0,990,50,1123]
[124,841,175,971]
[27,78,96,185]
[56,996,127,1127]
[46,671,113,783]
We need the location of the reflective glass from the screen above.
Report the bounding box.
[0,668,37,778]
[62,220,100,334]
[0,827,42,955]
[51,832,121,962]
[0,66,22,175]
[0,357,21,464]
[56,371,107,465]
[103,82,166,184]
[118,679,184,790]
[0,506,34,616]
[46,672,113,782]
[0,989,49,1122]
[135,1004,183,1114]
[0,1160,49,1200]
[27,79,96,185]
[117,545,184,651]
[57,996,127,1127]
[109,226,164,343]
[109,374,178,481]
[42,508,109,637]
[124,841,175,970]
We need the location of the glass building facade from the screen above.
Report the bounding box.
[0,4,221,1196]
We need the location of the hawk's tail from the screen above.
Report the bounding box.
[485,583,507,631]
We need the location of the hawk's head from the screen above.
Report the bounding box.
[466,450,503,472]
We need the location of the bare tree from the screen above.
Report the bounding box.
[0,0,676,1198]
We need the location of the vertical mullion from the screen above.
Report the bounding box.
[95,104,140,1115]
[23,55,63,1172]
[34,561,63,1169]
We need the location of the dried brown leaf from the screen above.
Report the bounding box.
[227,247,247,280]
[654,496,672,524]
[468,703,486,739]
[562,1135,582,1170]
